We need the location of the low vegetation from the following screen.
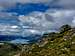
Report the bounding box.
[0,25,75,56]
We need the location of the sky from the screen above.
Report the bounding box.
[0,0,75,33]
[0,0,75,8]
[0,0,75,43]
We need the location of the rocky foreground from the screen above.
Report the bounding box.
[0,25,75,56]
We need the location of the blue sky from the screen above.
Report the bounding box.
[5,3,49,15]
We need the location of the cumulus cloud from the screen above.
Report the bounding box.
[18,12,53,31]
[0,9,75,37]
[1,0,75,43]
[46,9,75,27]
[18,10,75,35]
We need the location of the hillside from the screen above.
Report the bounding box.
[0,25,75,56]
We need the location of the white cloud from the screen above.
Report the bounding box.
[1,0,75,43]
[0,9,75,37]
[18,10,75,35]
[46,9,75,27]
[11,26,18,28]
[18,11,53,31]
[72,17,75,26]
